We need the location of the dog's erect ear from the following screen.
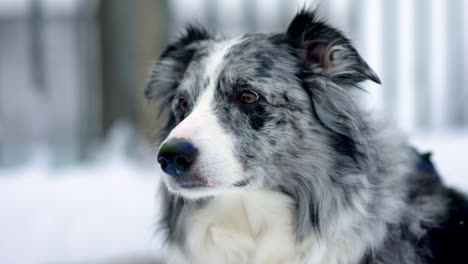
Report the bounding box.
[145,25,211,101]
[286,11,375,171]
[287,10,380,85]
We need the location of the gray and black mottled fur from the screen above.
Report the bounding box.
[145,10,468,264]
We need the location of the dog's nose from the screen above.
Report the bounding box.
[157,139,198,177]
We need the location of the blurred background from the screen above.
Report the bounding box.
[0,0,466,263]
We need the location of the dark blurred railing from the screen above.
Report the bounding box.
[0,0,167,166]
[0,0,102,166]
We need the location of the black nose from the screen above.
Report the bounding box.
[157,139,198,177]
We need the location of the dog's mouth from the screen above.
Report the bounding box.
[168,172,254,191]
[178,181,207,189]
[164,173,256,198]
[172,173,209,189]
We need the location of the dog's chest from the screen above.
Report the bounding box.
[182,190,302,264]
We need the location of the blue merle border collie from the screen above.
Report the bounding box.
[145,10,468,264]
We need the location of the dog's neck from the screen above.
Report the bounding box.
[166,189,379,264]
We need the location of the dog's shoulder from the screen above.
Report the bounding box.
[410,150,468,263]
[364,150,468,264]
[421,188,468,264]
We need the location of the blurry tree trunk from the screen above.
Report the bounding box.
[134,0,169,142]
[99,0,167,141]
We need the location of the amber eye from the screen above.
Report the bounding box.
[239,91,258,104]
[178,97,188,111]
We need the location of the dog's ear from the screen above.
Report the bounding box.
[145,25,211,136]
[145,25,211,101]
[286,11,375,169]
[286,10,380,85]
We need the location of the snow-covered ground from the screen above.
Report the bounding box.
[0,127,167,264]
[0,157,165,264]
[0,131,467,264]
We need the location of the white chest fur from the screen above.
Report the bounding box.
[174,190,303,264]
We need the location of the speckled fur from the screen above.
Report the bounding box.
[145,10,468,264]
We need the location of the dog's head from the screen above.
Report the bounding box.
[146,11,380,199]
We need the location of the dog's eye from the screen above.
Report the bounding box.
[178,97,188,111]
[239,91,258,104]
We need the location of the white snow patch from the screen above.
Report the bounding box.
[0,147,166,263]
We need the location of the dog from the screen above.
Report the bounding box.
[145,10,468,264]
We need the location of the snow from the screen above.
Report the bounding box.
[0,159,165,264]
[0,128,167,263]
[0,131,467,263]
